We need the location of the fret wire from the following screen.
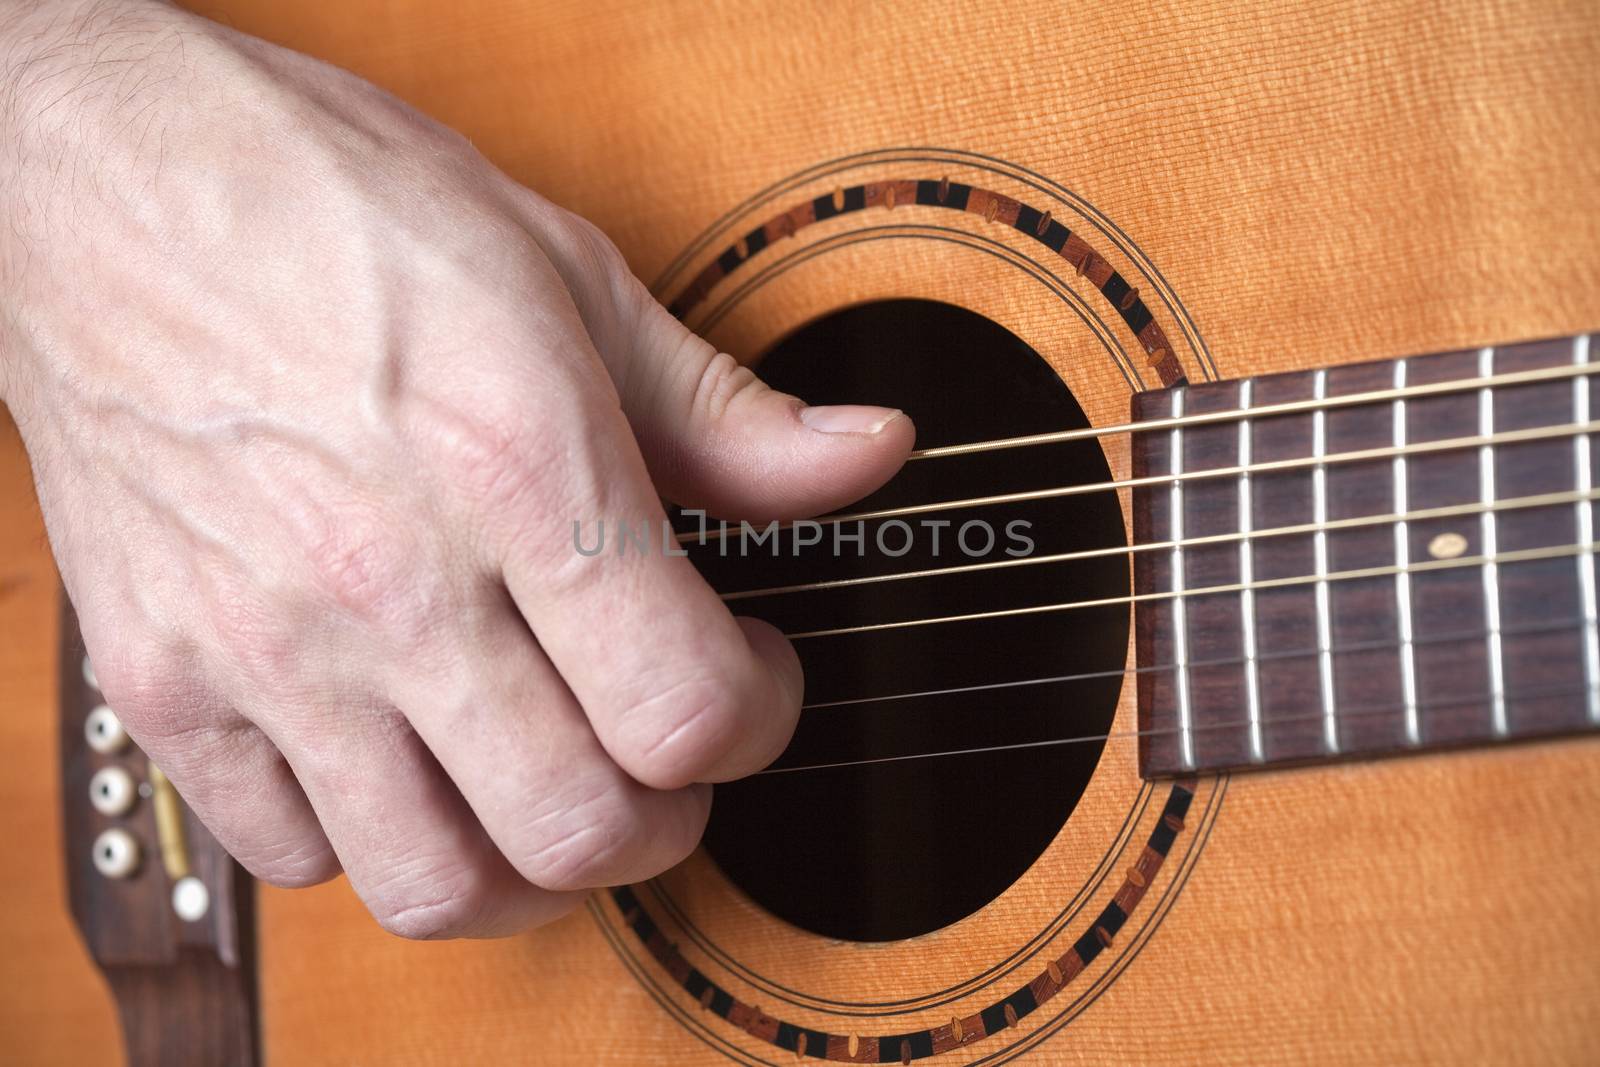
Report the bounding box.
[720,488,1600,601]
[1237,380,1264,763]
[906,354,1599,460]
[1392,359,1421,746]
[684,419,1600,544]
[785,542,1590,640]
[1170,388,1195,771]
[1311,370,1339,755]
[1576,334,1600,722]
[1479,348,1508,737]
[801,610,1594,712]
[761,678,1597,777]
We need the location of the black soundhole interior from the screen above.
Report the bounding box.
[695,300,1127,942]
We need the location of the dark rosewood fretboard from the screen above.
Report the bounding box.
[1133,333,1600,778]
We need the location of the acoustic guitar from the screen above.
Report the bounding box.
[3,0,1598,1063]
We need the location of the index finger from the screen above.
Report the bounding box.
[497,395,803,792]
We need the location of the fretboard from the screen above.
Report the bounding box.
[1132,333,1600,778]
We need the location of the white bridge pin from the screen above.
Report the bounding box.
[172,876,210,922]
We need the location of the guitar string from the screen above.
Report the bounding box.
[759,678,1598,776]
[718,487,1599,601]
[798,613,1590,711]
[782,541,1588,639]
[752,681,1600,780]
[740,357,1600,768]
[907,354,1598,460]
[679,419,1600,544]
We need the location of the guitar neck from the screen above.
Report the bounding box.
[57,594,260,1066]
[1133,332,1600,777]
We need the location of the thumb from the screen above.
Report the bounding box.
[530,206,914,519]
[621,303,915,521]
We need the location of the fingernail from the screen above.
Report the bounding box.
[799,405,902,435]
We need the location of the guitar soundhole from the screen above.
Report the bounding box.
[693,300,1128,943]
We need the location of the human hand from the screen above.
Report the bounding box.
[0,0,912,937]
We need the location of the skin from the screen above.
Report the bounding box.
[0,0,914,938]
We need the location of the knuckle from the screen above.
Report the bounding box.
[513,781,646,892]
[552,209,630,283]
[285,510,447,656]
[366,860,496,941]
[432,390,565,512]
[538,208,654,354]
[192,757,342,888]
[372,895,476,941]
[202,570,302,683]
[240,836,341,889]
[427,398,622,586]
[91,637,203,735]
[130,716,245,774]
[691,350,766,425]
[373,895,479,942]
[616,673,746,789]
[301,518,413,623]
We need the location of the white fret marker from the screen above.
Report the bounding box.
[1312,370,1339,755]
[1479,347,1508,737]
[1393,360,1420,746]
[1170,388,1195,771]
[1574,334,1599,722]
[1238,380,1263,763]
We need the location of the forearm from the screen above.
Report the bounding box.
[0,0,190,408]
[1,0,181,138]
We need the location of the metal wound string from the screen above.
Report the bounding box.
[799,613,1590,711]
[908,356,1599,460]
[780,541,1589,640]
[681,419,1600,545]
[760,678,1596,776]
[720,488,1600,602]
[704,350,1600,774]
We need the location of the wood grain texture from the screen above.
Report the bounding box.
[1133,336,1600,777]
[0,412,124,1065]
[4,0,1599,1062]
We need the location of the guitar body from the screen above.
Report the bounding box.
[4,0,1599,1062]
